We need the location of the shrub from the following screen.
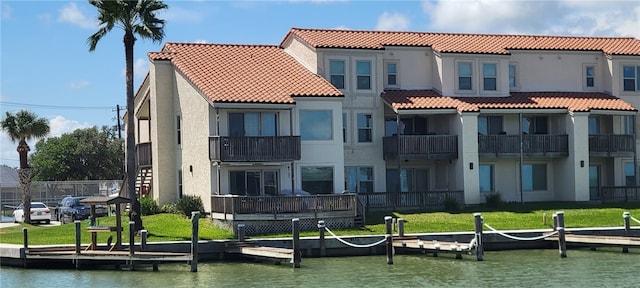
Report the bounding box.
[161,203,178,214]
[140,196,161,216]
[484,191,503,208]
[175,195,205,217]
[443,196,460,211]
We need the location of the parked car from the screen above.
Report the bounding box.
[13,202,51,224]
[58,196,108,224]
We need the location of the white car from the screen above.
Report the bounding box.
[13,202,51,224]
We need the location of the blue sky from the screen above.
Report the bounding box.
[1,0,639,167]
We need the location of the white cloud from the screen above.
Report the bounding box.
[68,80,90,90]
[421,0,640,37]
[376,12,411,31]
[0,116,91,167]
[58,2,96,29]
[194,39,208,44]
[121,58,150,82]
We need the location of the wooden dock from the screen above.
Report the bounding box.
[547,234,640,248]
[225,242,294,264]
[393,238,474,259]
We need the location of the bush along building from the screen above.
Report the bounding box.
[131,28,640,234]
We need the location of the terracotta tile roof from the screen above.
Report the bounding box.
[285,28,640,56]
[381,90,637,113]
[148,43,343,104]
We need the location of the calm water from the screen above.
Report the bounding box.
[1,249,638,288]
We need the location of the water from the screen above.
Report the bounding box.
[2,249,638,287]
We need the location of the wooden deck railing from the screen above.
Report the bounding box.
[478,134,568,157]
[588,134,635,157]
[136,142,152,167]
[382,135,458,160]
[209,136,301,162]
[357,190,464,211]
[600,186,640,203]
[210,194,357,215]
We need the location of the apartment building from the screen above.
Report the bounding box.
[133,28,640,217]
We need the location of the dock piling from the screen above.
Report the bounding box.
[292,218,301,268]
[556,211,567,258]
[141,230,147,251]
[191,211,200,272]
[22,227,28,250]
[74,220,81,255]
[385,216,393,264]
[398,218,405,238]
[237,224,245,242]
[623,212,630,253]
[474,213,484,261]
[318,220,326,257]
[129,221,135,256]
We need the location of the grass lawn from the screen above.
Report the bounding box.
[1,202,639,245]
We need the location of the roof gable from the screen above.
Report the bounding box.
[148,43,343,104]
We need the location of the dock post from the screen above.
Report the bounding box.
[191,211,200,272]
[556,211,567,258]
[385,216,393,264]
[141,230,147,251]
[292,218,301,268]
[75,220,81,254]
[129,221,135,256]
[398,218,405,238]
[474,213,484,261]
[318,220,326,257]
[623,212,630,253]
[22,227,28,250]
[552,213,558,231]
[237,224,245,242]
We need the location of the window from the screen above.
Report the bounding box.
[509,64,517,89]
[385,168,428,192]
[585,65,595,88]
[384,116,428,136]
[345,166,374,193]
[479,164,494,193]
[177,169,183,198]
[522,164,547,191]
[458,62,473,91]
[623,65,640,92]
[385,62,398,87]
[522,116,548,134]
[300,110,332,140]
[176,115,181,145]
[330,60,345,89]
[357,113,372,142]
[625,162,636,186]
[342,113,347,143]
[478,116,503,135]
[356,61,371,90]
[302,167,334,194]
[623,115,635,135]
[229,170,279,196]
[229,112,277,136]
[482,63,497,91]
[588,116,600,135]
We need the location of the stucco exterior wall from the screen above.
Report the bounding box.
[282,37,319,74]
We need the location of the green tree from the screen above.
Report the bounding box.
[31,126,124,181]
[87,0,168,231]
[1,110,50,224]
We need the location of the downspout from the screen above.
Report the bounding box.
[396,113,401,209]
[519,112,524,203]
[290,107,295,192]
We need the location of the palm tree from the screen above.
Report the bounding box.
[1,110,50,224]
[87,0,168,232]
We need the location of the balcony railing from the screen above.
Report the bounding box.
[599,186,640,203]
[209,136,301,162]
[136,142,152,167]
[357,190,464,211]
[210,194,357,215]
[478,134,568,158]
[588,134,635,157]
[382,135,458,160]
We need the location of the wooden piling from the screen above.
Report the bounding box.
[623,212,630,253]
[292,218,301,268]
[191,211,200,272]
[141,230,147,251]
[385,216,393,264]
[552,213,558,231]
[398,218,405,238]
[474,213,484,261]
[237,224,246,242]
[74,221,81,254]
[22,227,28,250]
[129,221,135,256]
[556,211,567,258]
[318,220,326,257]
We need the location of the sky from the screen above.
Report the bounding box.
[1,0,639,167]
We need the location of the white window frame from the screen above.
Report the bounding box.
[301,166,335,195]
[622,64,640,92]
[583,64,596,90]
[508,63,519,90]
[456,60,475,93]
[481,62,499,92]
[355,59,372,91]
[328,57,347,90]
[342,112,348,144]
[300,109,333,141]
[384,61,399,88]
[177,169,183,198]
[357,113,373,143]
[522,163,547,191]
[479,164,494,193]
[345,166,374,193]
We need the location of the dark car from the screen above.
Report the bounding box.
[58,196,108,224]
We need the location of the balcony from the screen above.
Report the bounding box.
[382,135,458,160]
[136,142,152,168]
[478,134,568,158]
[588,134,635,157]
[209,136,301,162]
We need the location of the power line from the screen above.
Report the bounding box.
[1,101,117,111]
